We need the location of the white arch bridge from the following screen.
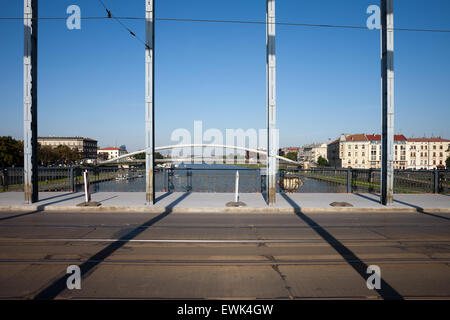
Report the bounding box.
[99,144,302,166]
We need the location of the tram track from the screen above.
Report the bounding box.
[0,257,449,266]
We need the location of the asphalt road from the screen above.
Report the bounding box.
[0,209,449,299]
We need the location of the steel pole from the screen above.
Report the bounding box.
[381,0,394,205]
[145,0,155,204]
[24,0,38,203]
[266,0,276,205]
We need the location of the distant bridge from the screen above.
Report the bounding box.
[99,144,302,166]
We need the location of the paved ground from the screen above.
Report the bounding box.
[0,208,449,299]
[0,192,449,212]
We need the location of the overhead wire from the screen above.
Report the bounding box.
[96,0,150,49]
[1,14,449,33]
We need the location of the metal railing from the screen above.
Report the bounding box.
[1,166,449,194]
[280,168,449,194]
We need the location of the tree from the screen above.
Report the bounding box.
[0,136,23,167]
[38,144,58,166]
[134,152,163,160]
[317,156,328,167]
[446,156,450,169]
[54,145,81,163]
[285,152,298,162]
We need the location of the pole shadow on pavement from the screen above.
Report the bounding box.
[34,192,191,299]
[280,192,403,300]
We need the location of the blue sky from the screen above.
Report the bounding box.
[0,0,449,152]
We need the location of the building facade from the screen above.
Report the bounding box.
[303,143,328,165]
[406,138,450,169]
[97,147,128,160]
[327,134,408,169]
[38,136,98,160]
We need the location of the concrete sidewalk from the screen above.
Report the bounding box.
[0,191,449,213]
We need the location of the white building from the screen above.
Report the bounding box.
[97,147,128,160]
[406,138,450,170]
[327,134,408,169]
[303,143,328,165]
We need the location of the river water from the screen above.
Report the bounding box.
[92,163,348,193]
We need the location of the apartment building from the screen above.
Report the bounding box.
[327,134,408,169]
[303,143,328,165]
[38,136,98,159]
[407,138,450,169]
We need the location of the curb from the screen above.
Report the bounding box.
[1,205,449,214]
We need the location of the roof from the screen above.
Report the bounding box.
[98,147,123,151]
[329,133,409,144]
[366,134,407,141]
[328,138,340,145]
[408,137,450,142]
[346,134,368,142]
[38,136,97,142]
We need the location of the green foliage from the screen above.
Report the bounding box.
[0,136,23,167]
[134,152,163,160]
[446,156,450,169]
[285,152,298,162]
[317,156,328,167]
[0,136,83,167]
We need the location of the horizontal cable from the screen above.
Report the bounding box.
[0,16,449,33]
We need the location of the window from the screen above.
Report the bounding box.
[355,145,358,149]
[348,160,351,164]
[348,152,351,157]
[440,152,443,157]
[348,145,351,150]
[433,145,436,150]
[433,152,436,157]
[362,152,365,157]
[362,145,365,149]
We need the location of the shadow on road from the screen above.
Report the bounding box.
[393,199,450,222]
[353,193,450,222]
[280,192,403,300]
[0,210,42,222]
[34,191,191,300]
